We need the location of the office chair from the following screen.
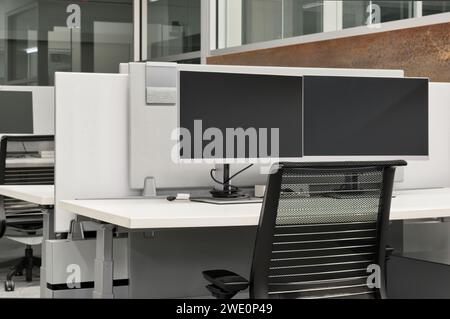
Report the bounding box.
[203,161,407,299]
[0,135,54,292]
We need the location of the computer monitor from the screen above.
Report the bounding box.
[179,71,303,161]
[303,76,429,157]
[0,91,33,134]
[178,70,303,199]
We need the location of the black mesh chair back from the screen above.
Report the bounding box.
[250,161,406,299]
[0,136,54,234]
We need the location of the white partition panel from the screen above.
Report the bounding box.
[55,72,139,233]
[400,83,450,190]
[129,62,405,189]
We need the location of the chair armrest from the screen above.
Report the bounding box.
[203,270,249,299]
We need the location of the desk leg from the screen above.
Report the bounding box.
[93,224,115,299]
[40,206,54,299]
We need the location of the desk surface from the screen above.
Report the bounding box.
[60,188,450,230]
[0,185,54,206]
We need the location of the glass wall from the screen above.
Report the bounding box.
[147,0,201,60]
[0,1,449,81]
[0,0,134,86]
[423,1,450,16]
[242,0,283,44]
[343,1,414,29]
[219,0,323,48]
[242,0,323,44]
[215,0,450,49]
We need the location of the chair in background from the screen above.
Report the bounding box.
[0,135,54,292]
[203,161,407,299]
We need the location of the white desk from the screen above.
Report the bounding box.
[0,185,54,298]
[60,187,450,299]
[61,198,261,229]
[60,188,450,230]
[0,185,54,206]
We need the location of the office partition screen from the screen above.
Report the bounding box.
[303,76,429,156]
[0,91,33,133]
[179,71,303,159]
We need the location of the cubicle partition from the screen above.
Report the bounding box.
[53,63,447,299]
[126,62,406,191]
[55,73,138,233]
[52,73,136,298]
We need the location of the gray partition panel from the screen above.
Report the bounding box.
[129,227,257,298]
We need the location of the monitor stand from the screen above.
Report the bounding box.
[191,164,263,205]
[210,164,247,199]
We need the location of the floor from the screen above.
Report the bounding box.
[0,239,40,299]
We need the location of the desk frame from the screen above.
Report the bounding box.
[41,206,55,298]
[61,187,450,299]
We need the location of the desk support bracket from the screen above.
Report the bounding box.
[93,224,115,299]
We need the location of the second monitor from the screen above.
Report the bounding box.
[303,76,429,157]
[0,91,33,134]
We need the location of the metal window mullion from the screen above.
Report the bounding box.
[323,0,341,32]
[133,0,142,61]
[201,0,211,64]
[209,0,217,52]
[281,0,285,39]
[217,0,227,49]
[336,0,343,30]
[141,0,148,61]
[415,1,423,18]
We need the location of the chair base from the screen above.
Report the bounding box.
[3,245,41,292]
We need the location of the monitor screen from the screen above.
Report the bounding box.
[179,71,303,160]
[0,91,33,134]
[303,76,429,156]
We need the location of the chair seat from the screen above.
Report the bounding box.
[6,236,43,246]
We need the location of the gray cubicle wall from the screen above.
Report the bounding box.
[128,227,257,298]
[127,62,406,191]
